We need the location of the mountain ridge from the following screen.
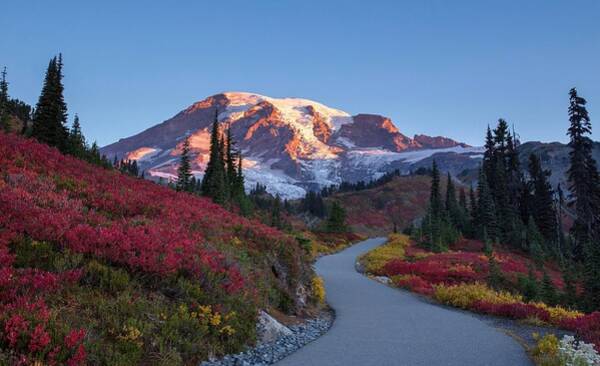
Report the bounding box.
[101,92,477,198]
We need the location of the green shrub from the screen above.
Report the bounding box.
[84,260,131,293]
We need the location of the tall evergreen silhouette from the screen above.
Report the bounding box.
[476,169,498,241]
[527,154,556,249]
[31,55,69,152]
[68,114,86,158]
[0,67,9,132]
[176,137,193,192]
[201,111,227,203]
[566,88,600,310]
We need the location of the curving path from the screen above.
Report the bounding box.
[276,238,531,366]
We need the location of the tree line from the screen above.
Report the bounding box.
[413,88,600,311]
[1,56,111,168]
[174,113,252,216]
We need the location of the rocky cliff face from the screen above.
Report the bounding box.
[101,92,478,198]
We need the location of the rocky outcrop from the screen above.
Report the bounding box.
[257,311,293,344]
[336,114,419,152]
[413,134,469,149]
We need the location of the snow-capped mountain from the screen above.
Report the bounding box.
[101,92,483,198]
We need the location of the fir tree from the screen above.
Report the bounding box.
[430,160,443,219]
[527,154,557,248]
[523,265,539,302]
[561,262,578,306]
[271,195,283,229]
[469,184,477,222]
[526,216,545,264]
[68,114,86,158]
[224,127,237,195]
[176,137,193,192]
[540,270,557,305]
[327,201,348,233]
[487,250,504,290]
[0,67,10,132]
[483,126,496,192]
[31,55,69,152]
[566,88,600,260]
[201,111,227,203]
[459,187,467,211]
[476,169,498,241]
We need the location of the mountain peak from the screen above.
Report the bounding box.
[101,92,475,198]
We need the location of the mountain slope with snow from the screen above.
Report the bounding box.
[101,92,480,198]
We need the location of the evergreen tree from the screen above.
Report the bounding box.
[327,201,348,233]
[523,265,539,302]
[31,55,69,152]
[68,114,86,158]
[540,270,557,305]
[176,137,193,192]
[487,250,504,290]
[566,88,600,260]
[526,216,545,263]
[0,67,10,132]
[201,111,227,203]
[224,127,237,195]
[430,160,443,219]
[476,169,498,240]
[556,184,568,259]
[271,195,283,229]
[459,187,467,211]
[483,126,496,192]
[469,184,477,222]
[527,154,557,248]
[561,262,578,306]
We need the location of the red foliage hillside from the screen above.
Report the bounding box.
[332,175,432,235]
[0,132,310,364]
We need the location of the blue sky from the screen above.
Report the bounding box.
[1,0,599,146]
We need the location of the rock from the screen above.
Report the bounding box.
[373,276,391,285]
[257,311,293,344]
[199,310,333,366]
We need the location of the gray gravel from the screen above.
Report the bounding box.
[275,237,532,366]
[200,312,333,366]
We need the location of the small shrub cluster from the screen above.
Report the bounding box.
[533,333,600,366]
[359,234,410,274]
[311,276,326,304]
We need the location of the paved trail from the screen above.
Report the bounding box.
[276,237,531,366]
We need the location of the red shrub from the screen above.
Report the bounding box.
[561,312,600,350]
[471,301,551,322]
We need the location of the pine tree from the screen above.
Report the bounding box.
[224,127,237,195]
[527,154,557,248]
[430,160,442,219]
[561,262,578,306]
[527,216,545,264]
[540,270,557,305]
[487,250,504,290]
[68,114,87,158]
[201,111,227,203]
[523,265,539,302]
[31,55,69,152]
[271,195,283,229]
[483,126,496,192]
[327,201,348,233]
[469,184,477,222]
[0,67,10,132]
[459,187,467,211]
[566,88,600,260]
[476,169,498,241]
[176,137,193,192]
